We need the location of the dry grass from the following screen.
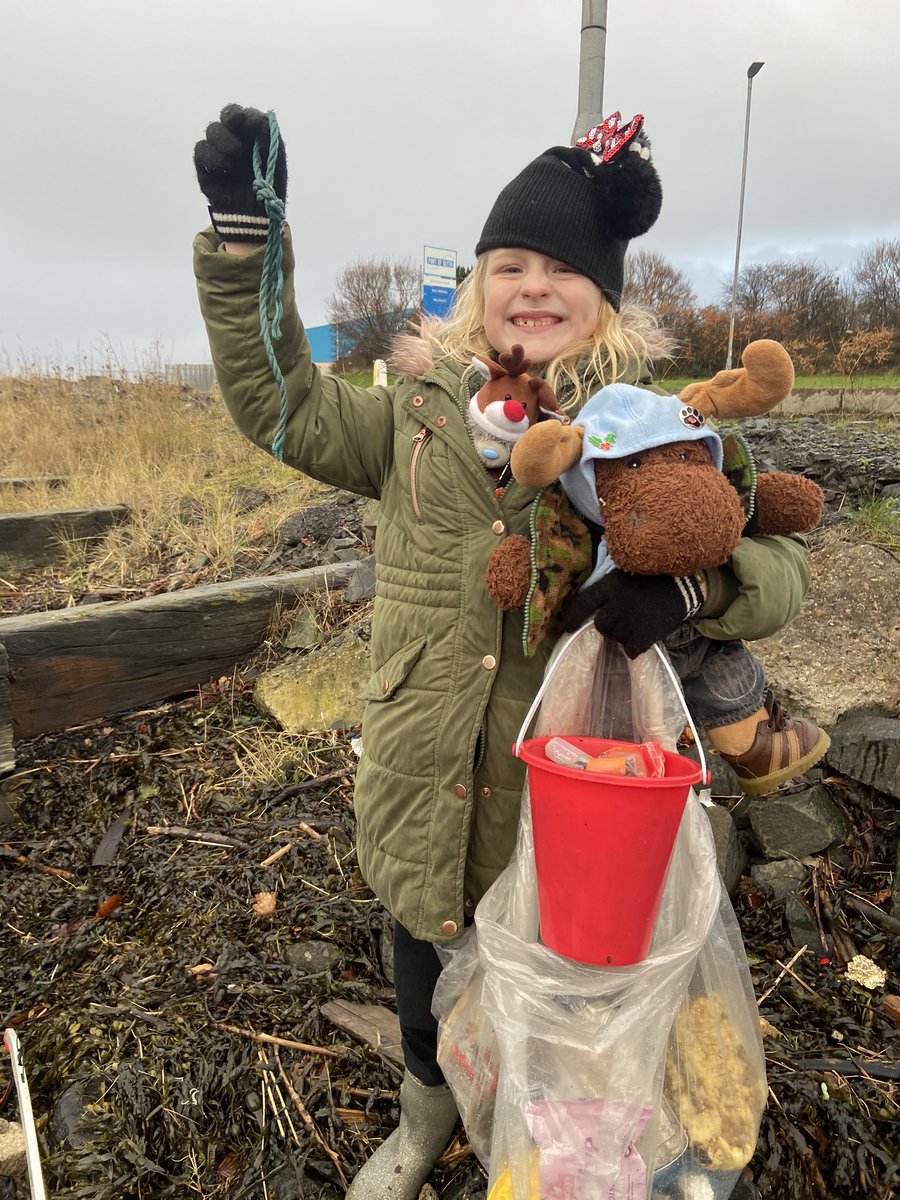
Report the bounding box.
[0,373,325,594]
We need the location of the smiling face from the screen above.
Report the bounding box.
[481,248,606,363]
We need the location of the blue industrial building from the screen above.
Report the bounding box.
[306,323,336,364]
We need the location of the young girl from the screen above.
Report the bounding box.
[193,105,820,1197]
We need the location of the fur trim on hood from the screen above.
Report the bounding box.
[388,318,453,378]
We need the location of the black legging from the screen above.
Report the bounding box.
[392,919,446,1086]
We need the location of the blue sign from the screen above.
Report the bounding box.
[423,284,456,319]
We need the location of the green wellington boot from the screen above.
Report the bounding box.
[346,1070,459,1198]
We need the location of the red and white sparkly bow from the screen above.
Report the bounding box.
[576,112,645,162]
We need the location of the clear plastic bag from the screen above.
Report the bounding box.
[434,627,765,1200]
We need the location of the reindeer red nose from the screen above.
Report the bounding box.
[503,400,526,423]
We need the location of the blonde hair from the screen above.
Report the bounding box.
[422,255,674,413]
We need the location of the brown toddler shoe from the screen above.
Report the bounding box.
[718,690,831,795]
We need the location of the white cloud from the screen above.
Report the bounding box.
[2,0,898,368]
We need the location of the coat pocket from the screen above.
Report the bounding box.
[409,427,432,520]
[361,636,427,702]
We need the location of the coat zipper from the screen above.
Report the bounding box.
[410,426,431,519]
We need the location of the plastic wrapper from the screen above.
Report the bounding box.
[544,736,666,778]
[434,627,766,1199]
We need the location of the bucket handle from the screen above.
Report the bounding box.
[513,623,709,785]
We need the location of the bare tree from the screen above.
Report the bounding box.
[769,261,849,338]
[327,257,420,368]
[719,262,780,314]
[623,250,697,314]
[720,259,851,345]
[850,238,900,329]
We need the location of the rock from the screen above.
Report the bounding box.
[344,555,377,603]
[752,538,900,726]
[722,791,754,831]
[284,940,342,977]
[706,754,742,800]
[284,606,320,651]
[750,859,808,904]
[704,803,747,896]
[277,501,361,548]
[747,784,850,859]
[361,499,381,549]
[735,414,900,502]
[177,495,205,524]
[229,486,270,513]
[49,1079,97,1149]
[682,744,741,800]
[0,1119,26,1177]
[784,894,831,955]
[254,633,370,733]
[826,713,900,800]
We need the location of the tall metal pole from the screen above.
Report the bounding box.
[572,0,607,142]
[725,61,764,370]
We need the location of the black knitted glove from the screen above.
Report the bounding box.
[194,104,288,242]
[559,570,704,659]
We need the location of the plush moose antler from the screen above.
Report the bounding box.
[679,338,795,419]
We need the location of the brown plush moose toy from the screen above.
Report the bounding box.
[467,343,566,473]
[484,339,824,653]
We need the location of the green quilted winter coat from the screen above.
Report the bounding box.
[194,227,811,943]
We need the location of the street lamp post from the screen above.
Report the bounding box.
[725,61,764,370]
[572,0,608,142]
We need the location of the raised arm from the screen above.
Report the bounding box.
[193,106,396,497]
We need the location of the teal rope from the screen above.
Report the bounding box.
[252,111,288,461]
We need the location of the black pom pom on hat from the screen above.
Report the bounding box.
[475,113,662,310]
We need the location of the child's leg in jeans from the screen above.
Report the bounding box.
[664,624,767,738]
[664,625,830,793]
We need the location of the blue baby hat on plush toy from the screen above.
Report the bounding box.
[560,383,724,529]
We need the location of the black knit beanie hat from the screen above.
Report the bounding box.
[475,113,662,311]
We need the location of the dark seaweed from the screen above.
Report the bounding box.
[1,682,897,1199]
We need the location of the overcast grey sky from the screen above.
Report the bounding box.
[3,0,898,371]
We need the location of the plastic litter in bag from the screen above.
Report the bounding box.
[528,1098,652,1197]
[485,1099,653,1199]
[544,735,666,778]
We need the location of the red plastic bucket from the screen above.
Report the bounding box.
[517,735,702,966]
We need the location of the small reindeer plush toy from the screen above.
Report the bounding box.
[467,344,567,471]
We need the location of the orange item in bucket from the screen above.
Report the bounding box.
[585,750,643,776]
[545,736,666,778]
[587,739,666,777]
